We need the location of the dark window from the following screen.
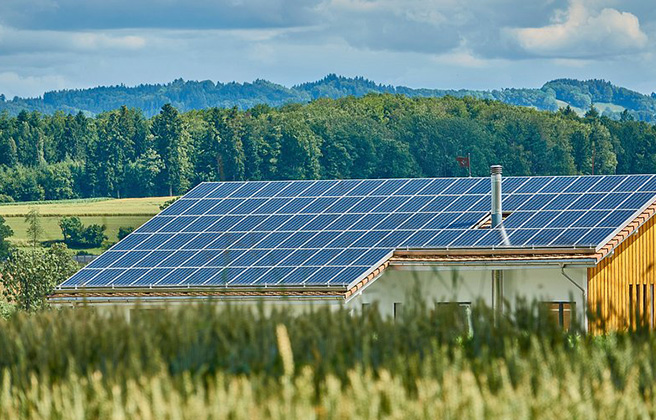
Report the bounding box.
[542,302,575,330]
[393,302,403,320]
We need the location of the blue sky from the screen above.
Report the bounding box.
[0,0,654,98]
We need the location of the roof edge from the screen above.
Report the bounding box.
[595,199,656,262]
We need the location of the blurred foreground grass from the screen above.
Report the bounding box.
[0,300,654,419]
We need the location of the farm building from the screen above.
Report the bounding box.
[51,167,656,330]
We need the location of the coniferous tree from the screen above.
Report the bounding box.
[152,104,191,196]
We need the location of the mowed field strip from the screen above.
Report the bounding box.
[0,196,174,251]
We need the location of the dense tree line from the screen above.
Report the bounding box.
[1,75,655,122]
[0,94,654,202]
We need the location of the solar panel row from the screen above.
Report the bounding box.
[59,175,656,290]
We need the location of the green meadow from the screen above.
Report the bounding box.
[0,196,174,253]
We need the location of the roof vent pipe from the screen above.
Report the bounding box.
[490,165,503,228]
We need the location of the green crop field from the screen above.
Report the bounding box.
[1,302,655,419]
[0,196,174,253]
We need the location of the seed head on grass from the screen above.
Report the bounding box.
[276,324,294,377]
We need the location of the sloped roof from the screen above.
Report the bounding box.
[54,174,656,296]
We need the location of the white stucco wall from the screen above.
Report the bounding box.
[346,264,588,322]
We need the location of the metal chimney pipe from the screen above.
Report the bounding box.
[490,165,502,228]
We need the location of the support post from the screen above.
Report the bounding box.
[492,270,504,321]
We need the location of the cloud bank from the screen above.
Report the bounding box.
[0,0,653,98]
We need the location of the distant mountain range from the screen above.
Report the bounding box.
[1,74,655,122]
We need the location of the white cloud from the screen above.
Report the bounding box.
[0,25,147,55]
[71,34,146,51]
[510,0,648,58]
[0,72,69,98]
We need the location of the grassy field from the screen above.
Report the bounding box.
[0,302,655,419]
[0,196,174,253]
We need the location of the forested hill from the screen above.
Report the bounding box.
[1,75,655,122]
[0,94,655,203]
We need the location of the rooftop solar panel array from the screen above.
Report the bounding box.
[59,175,656,290]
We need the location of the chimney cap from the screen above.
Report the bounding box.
[490,165,502,175]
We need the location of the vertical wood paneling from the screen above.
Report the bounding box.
[588,215,656,332]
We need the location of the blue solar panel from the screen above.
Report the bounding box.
[279,214,314,230]
[395,178,432,196]
[256,267,295,285]
[253,182,291,198]
[517,177,549,193]
[137,217,174,233]
[418,178,455,195]
[60,269,99,287]
[402,230,439,247]
[564,177,601,193]
[352,231,390,248]
[160,199,199,216]
[183,216,222,232]
[501,177,529,193]
[206,268,244,285]
[546,211,585,228]
[182,250,223,267]
[305,249,342,265]
[371,179,408,195]
[616,175,651,192]
[576,228,616,247]
[86,251,125,269]
[179,268,223,286]
[131,268,174,286]
[330,267,369,286]
[306,266,348,285]
[502,194,532,210]
[571,211,608,228]
[568,194,607,210]
[638,176,656,192]
[183,199,221,215]
[502,211,535,228]
[111,251,150,268]
[324,197,362,213]
[444,195,483,212]
[229,198,267,214]
[326,214,363,230]
[353,249,392,266]
[540,176,577,193]
[158,251,197,267]
[425,230,464,247]
[229,215,268,232]
[550,228,589,246]
[159,216,197,233]
[592,193,631,210]
[269,266,306,285]
[112,269,150,286]
[276,181,313,197]
[324,180,362,196]
[59,175,656,291]
[347,179,385,196]
[85,269,126,287]
[206,199,243,215]
[159,233,197,249]
[303,231,341,248]
[298,180,336,197]
[442,178,479,194]
[206,182,245,198]
[184,183,219,198]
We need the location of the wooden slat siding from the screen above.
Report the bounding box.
[588,214,656,332]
